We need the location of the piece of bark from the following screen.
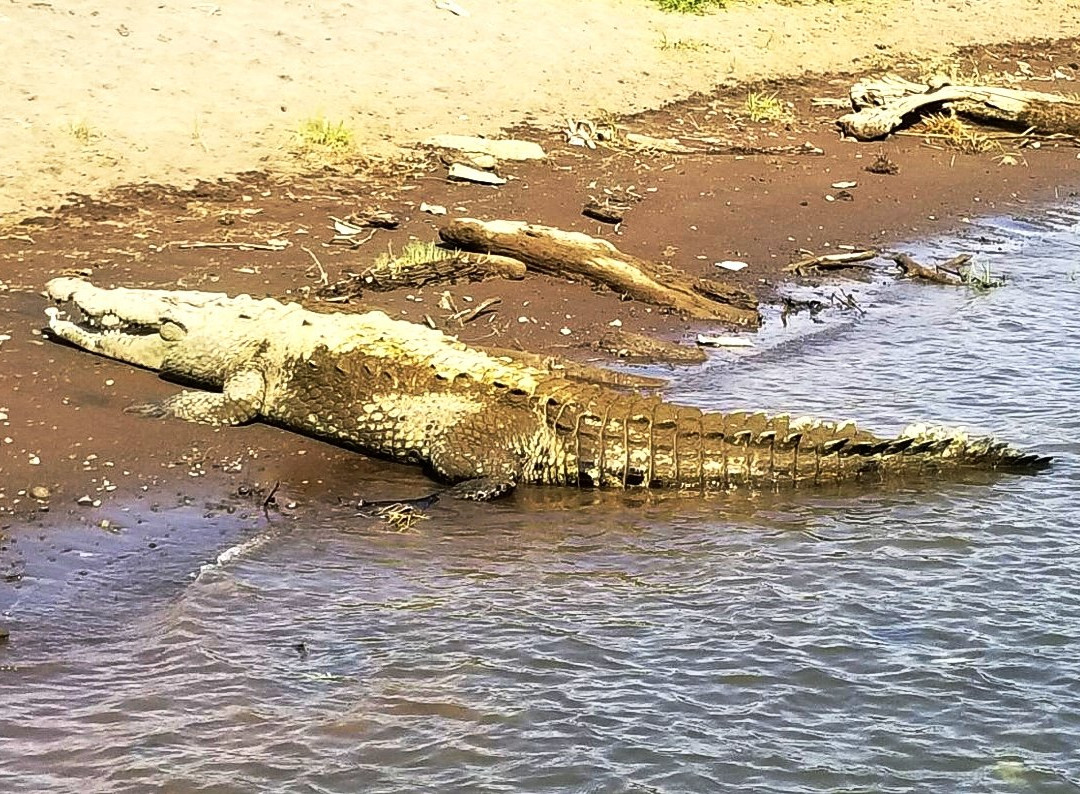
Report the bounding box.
[582,198,627,224]
[838,74,1080,140]
[785,249,878,276]
[440,219,759,326]
[592,329,708,364]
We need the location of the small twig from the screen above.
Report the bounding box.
[262,480,280,520]
[301,245,329,286]
[830,289,866,315]
[450,296,501,325]
[174,240,288,251]
[329,229,376,248]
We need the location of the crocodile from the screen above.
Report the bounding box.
[44,278,1051,500]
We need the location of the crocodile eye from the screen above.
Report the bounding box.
[160,320,187,341]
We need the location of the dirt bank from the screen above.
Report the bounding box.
[1,3,1080,553]
[3,0,1080,221]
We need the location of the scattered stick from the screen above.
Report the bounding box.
[449,296,501,325]
[439,219,759,325]
[174,240,289,251]
[301,245,329,286]
[262,480,280,521]
[830,289,866,315]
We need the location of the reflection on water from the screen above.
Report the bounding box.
[3,210,1080,793]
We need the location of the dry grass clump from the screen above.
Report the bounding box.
[293,116,355,153]
[919,112,999,154]
[370,240,449,276]
[66,120,97,143]
[743,91,795,123]
[653,0,726,12]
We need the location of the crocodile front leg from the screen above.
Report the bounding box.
[126,369,266,426]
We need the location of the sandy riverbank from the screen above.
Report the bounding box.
[3,0,1080,221]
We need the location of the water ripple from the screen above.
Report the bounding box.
[4,209,1080,792]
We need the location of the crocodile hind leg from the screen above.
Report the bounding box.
[126,369,266,426]
[427,407,530,500]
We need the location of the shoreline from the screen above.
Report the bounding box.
[2,29,1080,539]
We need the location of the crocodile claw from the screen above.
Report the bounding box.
[446,477,517,501]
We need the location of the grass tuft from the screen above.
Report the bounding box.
[371,240,450,275]
[653,0,727,12]
[743,91,794,123]
[294,116,354,152]
[66,120,96,144]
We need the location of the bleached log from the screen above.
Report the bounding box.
[439,219,759,326]
[838,75,1080,140]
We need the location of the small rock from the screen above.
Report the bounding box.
[76,495,94,506]
[447,162,507,186]
[29,485,50,500]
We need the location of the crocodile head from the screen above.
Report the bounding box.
[44,277,282,380]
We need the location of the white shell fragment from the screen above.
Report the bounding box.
[715,260,748,271]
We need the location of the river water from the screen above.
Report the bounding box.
[2,208,1079,793]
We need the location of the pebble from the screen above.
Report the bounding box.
[29,485,50,500]
[76,495,93,506]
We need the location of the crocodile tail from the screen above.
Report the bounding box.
[892,423,1053,472]
[547,386,1051,488]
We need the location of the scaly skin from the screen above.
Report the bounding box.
[44,278,1052,499]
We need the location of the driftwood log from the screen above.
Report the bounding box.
[838,74,1080,140]
[887,252,973,285]
[439,219,759,326]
